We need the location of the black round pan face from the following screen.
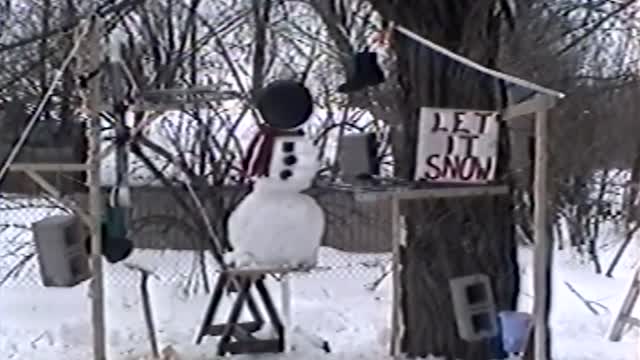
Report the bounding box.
[256,80,313,130]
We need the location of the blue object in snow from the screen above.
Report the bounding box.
[499,311,533,354]
[489,314,508,359]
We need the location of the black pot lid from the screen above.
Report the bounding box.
[256,80,313,129]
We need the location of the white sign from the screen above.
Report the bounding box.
[414,107,500,183]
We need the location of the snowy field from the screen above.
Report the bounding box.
[0,247,394,360]
[1,201,640,359]
[1,246,639,360]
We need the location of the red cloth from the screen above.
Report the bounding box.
[243,124,303,178]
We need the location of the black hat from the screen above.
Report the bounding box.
[337,51,385,93]
[256,80,313,130]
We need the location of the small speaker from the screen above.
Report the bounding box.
[338,133,379,180]
[32,214,91,287]
[449,273,498,342]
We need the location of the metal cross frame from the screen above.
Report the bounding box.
[2,17,237,360]
[3,23,251,360]
[5,17,107,360]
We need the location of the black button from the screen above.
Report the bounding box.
[282,141,295,152]
[280,170,293,180]
[283,155,297,166]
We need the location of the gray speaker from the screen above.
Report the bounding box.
[449,273,498,342]
[338,133,379,180]
[32,214,92,287]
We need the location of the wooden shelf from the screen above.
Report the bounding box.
[9,163,89,172]
[354,184,509,202]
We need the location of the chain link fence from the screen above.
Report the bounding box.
[0,187,393,290]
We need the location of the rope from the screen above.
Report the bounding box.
[0,19,93,184]
[393,24,566,99]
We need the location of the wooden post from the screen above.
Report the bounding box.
[85,17,107,360]
[281,273,292,352]
[533,94,552,360]
[390,194,402,356]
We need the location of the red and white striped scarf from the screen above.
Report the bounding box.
[242,124,303,180]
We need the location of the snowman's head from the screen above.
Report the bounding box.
[253,136,320,193]
[256,80,313,130]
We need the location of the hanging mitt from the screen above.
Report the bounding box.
[85,205,134,264]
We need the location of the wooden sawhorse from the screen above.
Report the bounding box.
[195,268,285,356]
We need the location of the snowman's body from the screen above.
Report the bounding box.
[226,136,325,268]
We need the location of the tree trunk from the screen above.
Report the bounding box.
[370,2,519,359]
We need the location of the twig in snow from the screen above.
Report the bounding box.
[29,331,52,348]
[365,267,392,291]
[563,281,609,314]
[365,262,393,291]
[291,325,331,353]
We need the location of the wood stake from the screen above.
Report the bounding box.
[126,264,160,359]
[85,17,107,360]
[390,195,402,356]
[533,94,553,360]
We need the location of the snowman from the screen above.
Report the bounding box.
[225,80,326,269]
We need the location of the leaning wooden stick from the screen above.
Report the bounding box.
[125,263,160,359]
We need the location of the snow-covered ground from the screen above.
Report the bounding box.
[0,245,638,360]
[1,197,640,359]
[0,247,393,360]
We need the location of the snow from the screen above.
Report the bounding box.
[518,247,638,360]
[0,248,391,360]
[1,201,640,359]
[0,245,638,360]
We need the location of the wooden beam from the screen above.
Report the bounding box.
[533,94,552,360]
[129,101,191,112]
[130,88,241,112]
[390,195,403,356]
[502,95,557,121]
[206,322,262,336]
[394,185,509,200]
[22,169,93,227]
[140,86,241,98]
[85,18,107,360]
[355,185,509,202]
[222,266,310,276]
[280,274,292,352]
[9,163,89,172]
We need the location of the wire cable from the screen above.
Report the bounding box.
[394,24,565,99]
